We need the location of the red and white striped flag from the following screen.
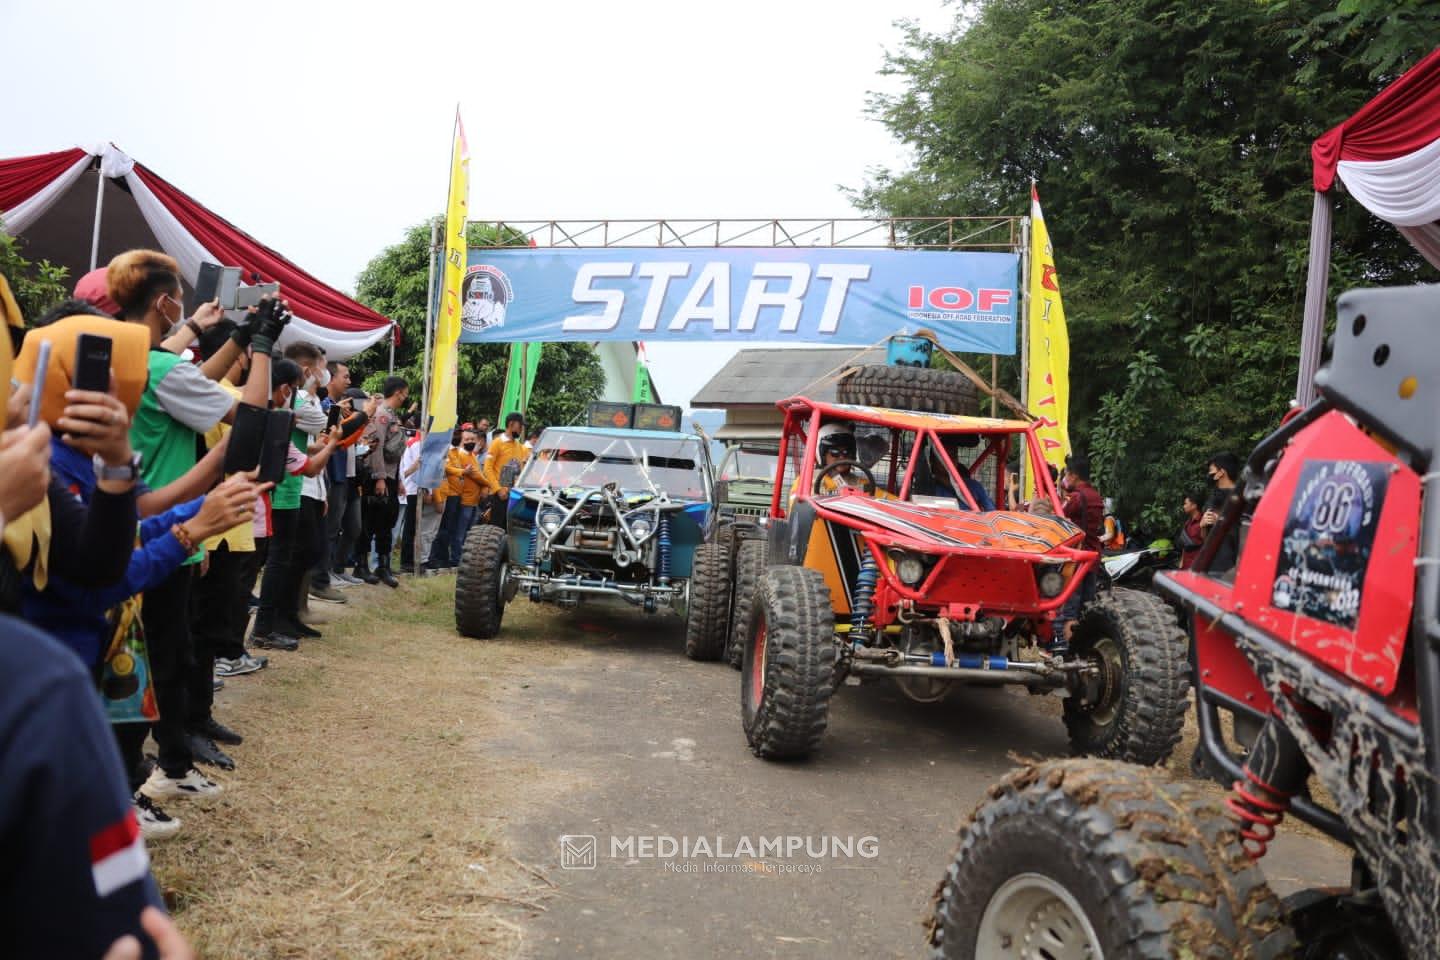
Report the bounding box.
[90,810,150,897]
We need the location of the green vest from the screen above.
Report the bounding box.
[130,350,204,562]
[271,395,304,511]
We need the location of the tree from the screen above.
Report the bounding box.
[347,221,605,432]
[0,227,70,324]
[859,0,1438,533]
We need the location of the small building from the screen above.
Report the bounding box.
[690,346,884,439]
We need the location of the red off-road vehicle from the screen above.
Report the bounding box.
[733,395,1190,765]
[928,283,1440,958]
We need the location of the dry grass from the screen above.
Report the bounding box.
[150,575,561,959]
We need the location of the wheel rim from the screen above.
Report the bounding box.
[1077,636,1123,727]
[750,615,769,708]
[976,873,1102,959]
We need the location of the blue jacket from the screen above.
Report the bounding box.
[22,441,203,667]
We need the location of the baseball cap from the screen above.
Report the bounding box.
[74,268,121,316]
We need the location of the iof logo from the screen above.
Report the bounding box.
[460,265,514,333]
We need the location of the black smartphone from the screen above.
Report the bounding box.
[223,403,270,475]
[73,333,112,394]
[194,262,223,304]
[257,409,296,486]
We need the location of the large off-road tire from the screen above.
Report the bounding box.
[455,525,509,639]
[684,541,732,661]
[741,566,835,759]
[1064,586,1189,766]
[836,364,978,415]
[928,759,1295,960]
[726,538,768,669]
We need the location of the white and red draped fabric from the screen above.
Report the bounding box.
[0,144,393,359]
[1297,47,1440,403]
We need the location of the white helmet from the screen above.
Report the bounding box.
[815,422,856,465]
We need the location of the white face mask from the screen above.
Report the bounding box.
[317,367,331,389]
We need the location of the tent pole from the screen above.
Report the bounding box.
[388,322,396,373]
[415,216,441,573]
[88,163,105,271]
[1295,191,1334,407]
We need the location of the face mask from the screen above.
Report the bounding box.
[317,367,331,389]
[463,442,477,452]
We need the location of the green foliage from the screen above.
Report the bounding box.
[0,228,70,322]
[348,221,604,432]
[860,0,1437,538]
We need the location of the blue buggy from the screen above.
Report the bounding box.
[455,409,723,656]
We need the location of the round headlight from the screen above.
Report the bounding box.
[896,554,925,586]
[630,516,654,539]
[1038,568,1065,598]
[539,510,564,535]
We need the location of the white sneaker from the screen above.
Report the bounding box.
[133,792,182,840]
[141,766,223,802]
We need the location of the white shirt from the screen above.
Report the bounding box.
[398,440,423,502]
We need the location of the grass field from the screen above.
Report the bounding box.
[149,575,557,960]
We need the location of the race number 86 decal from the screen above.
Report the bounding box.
[1272,460,1389,630]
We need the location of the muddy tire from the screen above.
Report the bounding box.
[455,525,508,639]
[741,566,835,759]
[836,364,978,415]
[684,541,732,661]
[928,759,1295,960]
[726,539,768,669]
[1064,586,1189,766]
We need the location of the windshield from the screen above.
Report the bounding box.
[719,446,778,482]
[519,429,709,500]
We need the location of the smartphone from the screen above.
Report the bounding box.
[74,333,113,394]
[223,403,270,475]
[215,267,243,310]
[235,282,280,310]
[257,409,296,486]
[194,262,223,304]
[28,340,51,429]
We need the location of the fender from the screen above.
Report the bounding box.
[769,500,817,567]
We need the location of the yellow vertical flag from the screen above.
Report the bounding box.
[428,110,469,437]
[1024,184,1072,496]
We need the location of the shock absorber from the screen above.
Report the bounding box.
[527,522,539,566]
[1224,713,1309,859]
[851,557,878,642]
[657,514,672,584]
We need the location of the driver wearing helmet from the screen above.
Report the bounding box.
[791,422,894,502]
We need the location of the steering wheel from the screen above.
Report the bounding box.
[814,460,877,495]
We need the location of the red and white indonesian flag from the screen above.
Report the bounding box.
[1312,47,1440,267]
[91,809,149,897]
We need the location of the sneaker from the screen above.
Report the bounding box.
[187,734,236,771]
[283,619,322,640]
[310,583,347,604]
[215,656,262,678]
[141,766,223,802]
[356,566,381,585]
[213,676,225,692]
[242,652,269,671]
[133,792,181,841]
[328,577,353,590]
[253,632,299,651]
[194,717,244,746]
[335,572,365,586]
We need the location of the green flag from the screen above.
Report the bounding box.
[632,361,655,403]
[499,342,543,423]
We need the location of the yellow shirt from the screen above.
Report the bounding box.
[438,447,484,504]
[201,380,256,553]
[481,435,529,498]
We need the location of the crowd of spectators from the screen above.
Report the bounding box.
[0,249,465,957]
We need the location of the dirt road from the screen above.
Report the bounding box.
[477,602,1350,959]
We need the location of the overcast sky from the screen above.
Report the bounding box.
[0,0,956,408]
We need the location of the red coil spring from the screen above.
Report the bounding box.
[1225,773,1292,860]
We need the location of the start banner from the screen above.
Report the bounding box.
[454,248,1018,354]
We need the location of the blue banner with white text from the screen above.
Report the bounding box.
[454,248,1018,354]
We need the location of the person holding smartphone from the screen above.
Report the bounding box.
[105,250,279,803]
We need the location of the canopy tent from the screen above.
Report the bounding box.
[1297,47,1440,403]
[0,144,393,359]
